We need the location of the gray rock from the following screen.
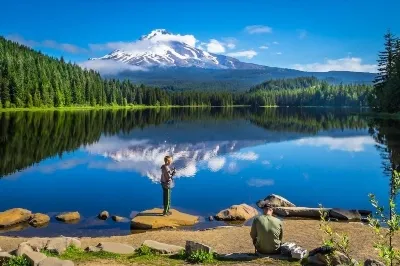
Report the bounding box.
[16,242,34,256]
[307,250,351,266]
[24,251,47,266]
[330,209,361,221]
[55,212,80,222]
[280,242,297,256]
[280,242,307,260]
[257,194,296,208]
[38,257,74,266]
[364,259,385,266]
[85,246,101,252]
[185,241,212,255]
[0,252,13,265]
[29,213,50,227]
[274,207,330,219]
[142,240,184,254]
[46,237,81,255]
[98,211,109,220]
[96,242,135,254]
[111,215,128,222]
[26,238,50,251]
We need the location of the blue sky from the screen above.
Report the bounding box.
[2,0,400,72]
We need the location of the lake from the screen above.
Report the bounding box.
[0,107,399,237]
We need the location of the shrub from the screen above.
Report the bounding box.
[4,256,30,266]
[186,250,215,264]
[135,245,155,256]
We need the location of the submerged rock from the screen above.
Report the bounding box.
[330,209,361,221]
[215,204,258,221]
[257,194,296,208]
[131,208,198,230]
[0,208,32,228]
[98,211,109,220]
[55,212,80,222]
[29,213,50,227]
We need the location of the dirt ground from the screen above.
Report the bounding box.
[0,220,397,265]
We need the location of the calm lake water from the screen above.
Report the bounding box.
[0,107,399,237]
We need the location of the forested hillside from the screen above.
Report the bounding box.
[0,36,372,108]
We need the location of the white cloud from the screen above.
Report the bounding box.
[273,41,279,45]
[79,60,146,75]
[206,39,226,53]
[276,52,283,55]
[222,37,237,49]
[297,29,307,39]
[259,45,269,49]
[226,43,236,49]
[7,34,87,54]
[226,50,257,59]
[261,160,271,165]
[247,178,275,187]
[295,136,375,152]
[230,151,259,161]
[245,25,272,34]
[207,157,226,172]
[292,57,377,73]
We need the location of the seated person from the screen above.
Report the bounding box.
[250,202,283,254]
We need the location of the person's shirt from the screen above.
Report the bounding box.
[160,164,173,184]
[250,214,283,254]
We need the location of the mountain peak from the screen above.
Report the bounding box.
[140,29,172,40]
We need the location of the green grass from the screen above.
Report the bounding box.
[4,256,30,266]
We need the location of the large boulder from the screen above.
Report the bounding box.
[0,208,32,228]
[46,237,81,255]
[29,213,50,227]
[257,194,296,208]
[98,211,109,220]
[329,209,362,221]
[273,207,330,219]
[142,240,184,254]
[24,251,47,266]
[96,242,135,255]
[38,257,74,266]
[131,208,198,230]
[215,204,258,221]
[55,212,80,222]
[185,241,212,255]
[364,259,385,266]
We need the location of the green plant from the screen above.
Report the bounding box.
[40,245,121,262]
[4,256,30,266]
[369,169,400,266]
[186,250,215,264]
[135,245,155,256]
[319,205,358,266]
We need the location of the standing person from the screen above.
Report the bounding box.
[161,155,176,216]
[250,203,283,255]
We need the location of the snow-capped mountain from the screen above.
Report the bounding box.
[90,29,265,70]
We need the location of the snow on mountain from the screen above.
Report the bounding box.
[90,29,265,70]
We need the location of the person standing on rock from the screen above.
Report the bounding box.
[250,202,283,255]
[161,155,176,216]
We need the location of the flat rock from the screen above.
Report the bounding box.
[55,212,80,222]
[16,242,34,256]
[142,240,184,254]
[257,194,296,208]
[330,209,361,221]
[96,242,135,254]
[26,238,50,251]
[185,241,212,255]
[24,251,47,266]
[364,259,385,266]
[111,215,129,222]
[0,252,13,264]
[85,246,101,252]
[274,207,330,219]
[0,208,32,228]
[46,237,81,255]
[98,211,109,220]
[38,257,74,266]
[29,213,50,227]
[215,204,258,221]
[131,208,198,230]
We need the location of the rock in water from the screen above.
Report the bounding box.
[0,208,32,228]
[364,259,385,266]
[131,208,198,230]
[55,212,80,222]
[329,209,361,221]
[215,204,258,221]
[257,194,296,208]
[98,211,109,220]
[185,241,212,255]
[111,215,128,222]
[273,207,330,219]
[96,242,135,254]
[142,240,184,254]
[29,213,50,227]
